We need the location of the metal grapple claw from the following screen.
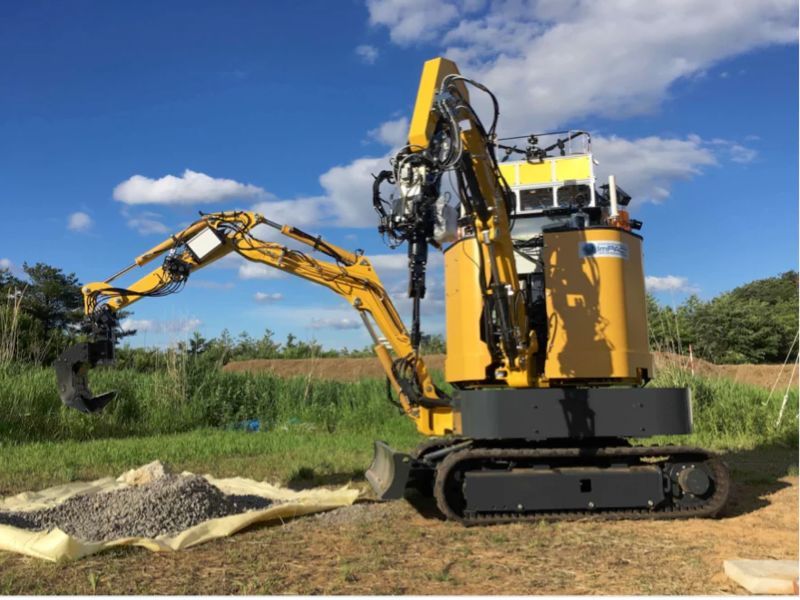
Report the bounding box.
[54,340,116,413]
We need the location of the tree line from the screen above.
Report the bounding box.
[0,262,447,368]
[0,262,795,367]
[647,271,798,364]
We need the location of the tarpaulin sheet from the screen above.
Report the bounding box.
[0,463,359,562]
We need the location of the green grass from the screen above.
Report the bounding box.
[648,365,798,450]
[0,364,405,444]
[3,361,796,447]
[0,424,422,494]
[0,361,796,487]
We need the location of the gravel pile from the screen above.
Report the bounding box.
[0,474,273,542]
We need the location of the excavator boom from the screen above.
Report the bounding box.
[55,211,450,440]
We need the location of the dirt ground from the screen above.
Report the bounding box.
[0,448,796,595]
[224,352,794,390]
[652,352,797,391]
[223,354,446,381]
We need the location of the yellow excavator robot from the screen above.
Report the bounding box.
[55,58,729,524]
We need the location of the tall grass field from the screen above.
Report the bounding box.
[0,362,796,450]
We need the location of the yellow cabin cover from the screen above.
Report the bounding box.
[499,154,593,188]
[543,228,652,383]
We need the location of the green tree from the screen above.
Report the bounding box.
[692,295,781,363]
[21,262,83,332]
[420,333,446,354]
[647,271,798,364]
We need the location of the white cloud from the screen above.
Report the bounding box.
[355,44,380,64]
[250,155,389,230]
[254,291,284,302]
[368,116,409,148]
[250,196,333,230]
[210,253,287,280]
[593,135,717,204]
[0,258,12,271]
[368,0,796,132]
[318,156,389,226]
[120,317,202,334]
[126,214,169,235]
[306,0,788,230]
[645,275,698,293]
[728,143,758,164]
[113,169,265,205]
[238,262,286,280]
[67,211,93,233]
[368,251,444,279]
[368,253,407,272]
[310,316,362,330]
[366,0,473,44]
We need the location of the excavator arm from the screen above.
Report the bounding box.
[372,58,536,388]
[55,210,451,435]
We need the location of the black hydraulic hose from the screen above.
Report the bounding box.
[372,170,394,219]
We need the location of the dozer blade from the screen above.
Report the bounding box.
[54,341,116,413]
[366,440,413,500]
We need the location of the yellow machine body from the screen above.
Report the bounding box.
[444,237,493,385]
[543,227,652,383]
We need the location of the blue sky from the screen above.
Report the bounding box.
[1,0,797,349]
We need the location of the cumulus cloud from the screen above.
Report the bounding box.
[368,116,409,148]
[251,154,388,229]
[309,316,362,330]
[727,143,758,164]
[318,156,389,226]
[250,196,333,229]
[368,0,796,132]
[0,258,13,270]
[113,169,265,205]
[355,44,380,64]
[369,251,444,278]
[237,261,286,280]
[126,214,169,235]
[120,317,202,334]
[254,291,284,302]
[282,0,788,229]
[67,211,93,233]
[593,135,717,204]
[366,0,472,44]
[645,275,698,293]
[210,254,287,280]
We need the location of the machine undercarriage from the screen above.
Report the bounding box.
[370,439,730,525]
[368,386,731,523]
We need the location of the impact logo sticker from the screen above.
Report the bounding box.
[579,241,629,260]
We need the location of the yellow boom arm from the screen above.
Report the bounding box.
[64,210,452,435]
[405,57,536,386]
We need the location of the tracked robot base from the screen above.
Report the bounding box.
[369,387,730,524]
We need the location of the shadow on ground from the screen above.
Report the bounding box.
[719,444,797,518]
[286,467,365,491]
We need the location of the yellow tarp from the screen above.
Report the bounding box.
[0,464,359,562]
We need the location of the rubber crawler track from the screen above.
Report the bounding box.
[433,445,731,525]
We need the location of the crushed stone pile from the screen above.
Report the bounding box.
[0,473,273,542]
